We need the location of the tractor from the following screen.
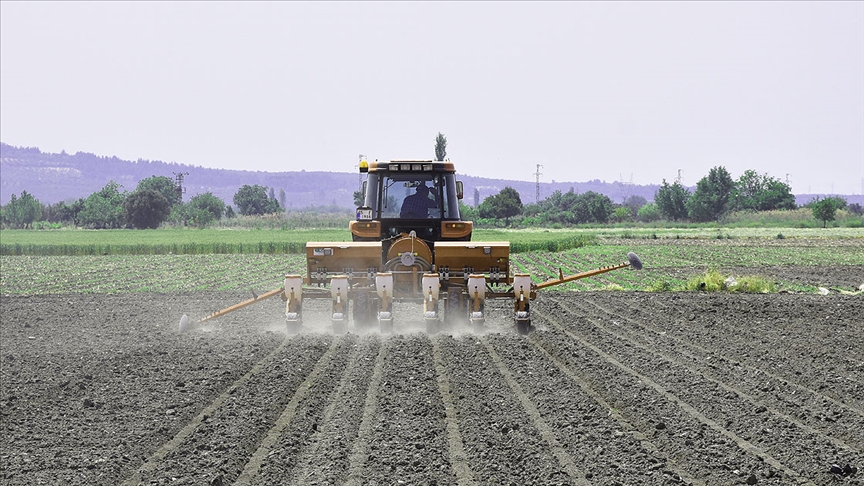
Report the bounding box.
[180,159,642,334]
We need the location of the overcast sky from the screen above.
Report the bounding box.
[2,1,863,195]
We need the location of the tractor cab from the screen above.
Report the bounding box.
[351,160,472,245]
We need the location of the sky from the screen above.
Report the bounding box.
[2,1,863,195]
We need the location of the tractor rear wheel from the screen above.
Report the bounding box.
[445,287,468,328]
[352,290,376,330]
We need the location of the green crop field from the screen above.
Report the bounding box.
[0,228,596,256]
[0,228,351,256]
[1,229,861,296]
[511,237,864,292]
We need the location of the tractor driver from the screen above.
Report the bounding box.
[400,182,437,218]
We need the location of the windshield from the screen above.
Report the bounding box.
[364,172,460,220]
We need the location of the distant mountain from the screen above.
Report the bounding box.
[2,143,860,208]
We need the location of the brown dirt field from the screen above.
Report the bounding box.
[1,284,862,485]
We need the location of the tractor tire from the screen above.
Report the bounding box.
[445,287,468,327]
[352,290,375,330]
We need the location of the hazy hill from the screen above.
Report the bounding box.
[2,143,859,209]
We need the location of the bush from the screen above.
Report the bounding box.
[684,270,776,293]
[645,279,673,292]
[637,202,661,222]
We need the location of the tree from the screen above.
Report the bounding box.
[189,192,224,220]
[458,200,477,221]
[434,132,447,161]
[730,170,795,212]
[809,197,847,228]
[67,198,85,226]
[78,181,126,228]
[522,189,613,225]
[686,166,734,222]
[279,188,287,210]
[637,202,661,222]
[621,195,648,217]
[233,184,282,215]
[173,192,226,226]
[577,191,614,224]
[2,191,42,228]
[124,189,171,229]
[170,192,224,227]
[811,198,839,228]
[654,180,690,221]
[136,175,181,207]
[612,206,632,223]
[40,199,85,226]
[478,186,523,225]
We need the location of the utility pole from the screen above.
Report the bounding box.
[534,164,543,203]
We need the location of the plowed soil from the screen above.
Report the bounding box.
[1,288,862,485]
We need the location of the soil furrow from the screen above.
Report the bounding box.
[437,334,578,484]
[480,336,590,485]
[632,293,864,408]
[552,299,863,482]
[535,308,813,485]
[278,334,381,485]
[236,336,343,484]
[0,293,285,486]
[122,336,291,486]
[344,335,388,486]
[576,297,864,451]
[431,336,476,486]
[131,334,334,485]
[351,334,453,484]
[519,333,707,486]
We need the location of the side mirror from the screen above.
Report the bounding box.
[456,181,464,200]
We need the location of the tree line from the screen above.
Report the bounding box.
[1,176,286,229]
[465,166,861,228]
[2,166,861,230]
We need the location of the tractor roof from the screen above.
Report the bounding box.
[361,160,456,174]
